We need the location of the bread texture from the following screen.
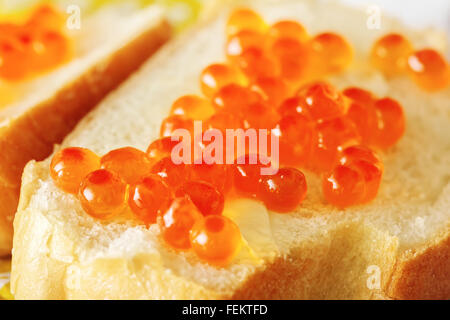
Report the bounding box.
[11,0,450,299]
[0,4,171,256]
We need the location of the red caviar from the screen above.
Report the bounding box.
[170,95,215,120]
[258,167,307,213]
[297,82,345,121]
[372,98,405,150]
[268,20,308,43]
[233,154,268,198]
[190,215,242,266]
[271,38,310,82]
[309,117,361,172]
[190,163,232,194]
[151,156,190,189]
[79,169,128,219]
[226,30,266,58]
[128,175,173,225]
[147,136,183,161]
[370,33,413,76]
[277,113,314,166]
[226,8,266,36]
[50,147,100,194]
[101,147,153,184]
[160,115,194,138]
[310,32,352,74]
[175,181,225,216]
[159,197,203,250]
[233,47,280,80]
[343,87,377,144]
[27,4,64,31]
[200,64,246,98]
[278,96,311,117]
[407,49,450,91]
[322,164,366,208]
[251,76,290,108]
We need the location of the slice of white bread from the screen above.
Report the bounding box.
[11,0,450,299]
[0,3,171,255]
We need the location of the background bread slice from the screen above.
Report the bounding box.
[0,4,171,256]
[11,0,450,299]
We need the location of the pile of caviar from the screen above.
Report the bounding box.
[0,4,72,81]
[371,33,450,91]
[50,8,407,267]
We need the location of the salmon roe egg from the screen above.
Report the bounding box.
[343,87,377,145]
[370,33,413,76]
[278,96,311,117]
[213,83,263,112]
[297,82,345,121]
[407,49,450,91]
[226,30,266,58]
[50,147,100,194]
[372,98,405,150]
[309,117,361,172]
[339,145,383,203]
[190,215,242,266]
[251,76,290,108]
[151,156,191,189]
[159,197,203,250]
[258,167,307,213]
[78,169,128,219]
[26,4,64,31]
[0,35,29,80]
[147,136,182,161]
[170,95,215,121]
[268,20,308,43]
[160,115,194,138]
[175,181,225,216]
[226,8,266,36]
[128,175,173,225]
[277,113,314,167]
[233,47,280,80]
[310,32,352,74]
[100,147,153,184]
[190,163,232,194]
[200,64,246,98]
[233,154,268,198]
[322,164,366,208]
[271,38,310,82]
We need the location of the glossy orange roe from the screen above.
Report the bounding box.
[277,113,314,167]
[175,181,225,216]
[309,117,361,172]
[233,47,280,80]
[147,136,184,162]
[101,147,153,184]
[190,163,232,194]
[310,32,352,74]
[339,145,383,203]
[170,95,215,120]
[251,76,290,108]
[213,83,263,112]
[343,87,377,145]
[407,49,450,91]
[200,64,246,98]
[372,98,405,150]
[0,5,70,81]
[258,167,307,213]
[128,174,173,225]
[226,8,267,37]
[160,115,194,138]
[190,215,242,266]
[79,169,128,219]
[278,96,311,117]
[50,147,100,194]
[233,154,267,198]
[226,30,265,58]
[159,197,203,250]
[268,20,308,43]
[151,156,191,189]
[322,164,366,208]
[271,38,310,82]
[370,33,413,76]
[297,82,345,121]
